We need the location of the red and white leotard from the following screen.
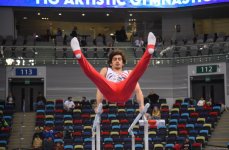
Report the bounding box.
[106,68,129,83]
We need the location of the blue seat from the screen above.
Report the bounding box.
[0,140,7,146]
[168,125,177,131]
[112,125,120,130]
[64,145,73,149]
[55,114,64,119]
[73,125,83,131]
[169,119,178,125]
[82,108,92,114]
[46,104,55,109]
[189,136,196,144]
[115,144,124,148]
[64,115,72,119]
[165,143,174,149]
[186,124,194,130]
[54,138,63,143]
[104,137,113,143]
[74,137,83,143]
[84,144,92,149]
[84,138,92,143]
[36,109,45,113]
[45,120,54,125]
[176,136,185,144]
[82,131,92,137]
[123,137,131,143]
[126,108,135,113]
[108,114,117,119]
[157,125,166,130]
[181,113,189,119]
[135,144,143,148]
[120,124,129,130]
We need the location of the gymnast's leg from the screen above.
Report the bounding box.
[71,37,115,96]
[120,32,156,100]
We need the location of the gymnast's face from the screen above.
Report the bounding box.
[110,55,124,70]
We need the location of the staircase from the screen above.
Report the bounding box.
[35,41,56,65]
[8,112,36,150]
[207,111,229,148]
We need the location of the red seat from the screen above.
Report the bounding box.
[81,114,90,118]
[190,112,199,118]
[209,111,218,117]
[148,120,157,126]
[120,119,128,124]
[55,109,63,113]
[117,103,125,107]
[73,119,82,124]
[120,131,128,136]
[192,142,202,149]
[102,119,111,124]
[36,115,45,119]
[72,131,82,136]
[178,124,186,130]
[104,144,114,149]
[103,108,109,113]
[101,131,110,136]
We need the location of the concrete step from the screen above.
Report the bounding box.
[8,112,35,150]
[208,111,229,147]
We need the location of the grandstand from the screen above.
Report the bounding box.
[1,0,229,149]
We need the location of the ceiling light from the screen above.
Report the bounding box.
[82,13,85,16]
[58,13,62,16]
[37,12,40,15]
[23,17,28,20]
[129,14,133,16]
[106,13,110,16]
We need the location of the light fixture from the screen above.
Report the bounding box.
[106,13,110,16]
[156,60,160,64]
[58,13,62,16]
[82,13,85,16]
[37,12,40,15]
[23,17,28,20]
[129,14,133,16]
[6,58,14,66]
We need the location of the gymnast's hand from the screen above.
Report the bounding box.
[70,37,82,59]
[147,32,156,54]
[94,105,103,114]
[139,105,145,113]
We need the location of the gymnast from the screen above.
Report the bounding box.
[71,32,156,112]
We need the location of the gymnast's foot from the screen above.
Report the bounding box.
[147,32,156,54]
[71,37,81,59]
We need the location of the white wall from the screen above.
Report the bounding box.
[0,8,15,38]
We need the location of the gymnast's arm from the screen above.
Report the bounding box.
[95,67,107,113]
[135,82,145,112]
[129,69,144,112]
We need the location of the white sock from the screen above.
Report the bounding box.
[71,37,81,59]
[148,32,156,54]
